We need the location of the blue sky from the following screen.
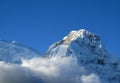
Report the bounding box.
[0,0,120,56]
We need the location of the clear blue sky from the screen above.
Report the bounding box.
[0,0,120,56]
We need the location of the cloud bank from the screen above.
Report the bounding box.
[0,56,101,83]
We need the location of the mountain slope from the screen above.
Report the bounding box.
[46,29,120,83]
[0,40,40,63]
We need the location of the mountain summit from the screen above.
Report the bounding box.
[47,29,106,58]
[46,29,120,83]
[63,29,100,44]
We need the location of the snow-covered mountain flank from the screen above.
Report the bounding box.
[0,29,120,83]
[46,29,120,83]
[0,40,40,63]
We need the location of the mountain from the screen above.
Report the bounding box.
[46,29,120,83]
[0,29,120,83]
[0,40,40,63]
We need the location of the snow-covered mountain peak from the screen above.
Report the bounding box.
[63,29,100,45]
[46,29,120,83]
[46,29,106,58]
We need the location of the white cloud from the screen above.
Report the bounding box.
[81,73,101,83]
[0,61,43,83]
[0,56,101,83]
[21,56,85,83]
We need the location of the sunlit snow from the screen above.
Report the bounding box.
[0,29,120,83]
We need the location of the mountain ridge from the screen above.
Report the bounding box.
[0,40,40,63]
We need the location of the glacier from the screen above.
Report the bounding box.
[0,29,120,83]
